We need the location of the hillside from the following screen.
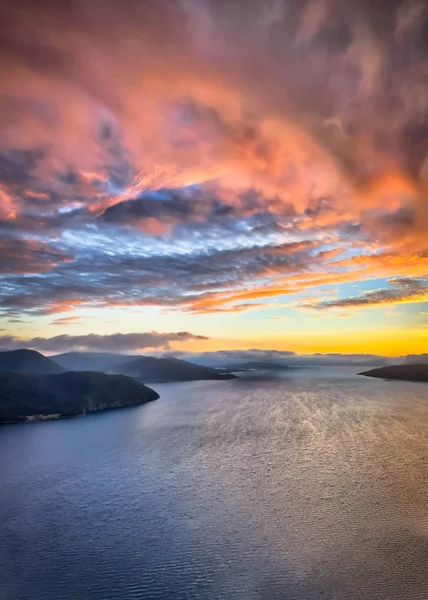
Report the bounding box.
[0,371,159,424]
[52,352,138,372]
[359,364,428,383]
[117,356,237,382]
[0,349,64,374]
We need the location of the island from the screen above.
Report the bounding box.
[0,371,159,424]
[359,364,428,383]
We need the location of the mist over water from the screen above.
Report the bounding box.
[1,368,428,599]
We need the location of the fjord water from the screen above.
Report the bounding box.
[1,368,428,600]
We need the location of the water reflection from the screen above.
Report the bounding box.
[1,368,428,599]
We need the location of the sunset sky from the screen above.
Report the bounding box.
[0,0,427,357]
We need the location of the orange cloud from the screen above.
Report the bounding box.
[0,0,427,224]
[51,316,83,325]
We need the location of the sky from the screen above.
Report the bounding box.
[0,0,427,357]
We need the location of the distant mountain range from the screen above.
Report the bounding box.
[359,364,428,383]
[4,350,428,386]
[0,349,236,383]
[0,371,159,424]
[53,351,236,382]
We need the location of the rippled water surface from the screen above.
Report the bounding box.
[1,368,428,599]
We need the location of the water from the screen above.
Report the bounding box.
[1,367,428,599]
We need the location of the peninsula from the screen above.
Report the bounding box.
[0,371,159,424]
[359,364,428,383]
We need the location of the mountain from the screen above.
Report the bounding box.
[52,352,237,382]
[117,356,237,382]
[224,361,294,371]
[0,349,64,374]
[52,352,138,372]
[0,371,159,424]
[359,364,428,383]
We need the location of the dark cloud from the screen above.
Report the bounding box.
[0,331,208,353]
[99,186,296,235]
[100,188,203,225]
[0,237,72,274]
[0,235,334,316]
[0,148,45,185]
[363,206,417,244]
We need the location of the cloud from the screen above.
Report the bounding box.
[174,349,391,367]
[1,0,428,216]
[300,277,428,310]
[1,234,426,317]
[264,315,288,320]
[0,234,330,316]
[51,316,82,325]
[0,0,427,323]
[0,331,209,353]
[404,354,428,364]
[0,237,73,274]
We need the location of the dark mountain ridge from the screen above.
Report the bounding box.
[0,349,64,374]
[118,355,237,382]
[0,371,159,424]
[2,349,237,383]
[359,364,428,383]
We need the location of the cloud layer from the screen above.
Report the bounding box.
[165,348,392,367]
[0,331,208,353]
[0,0,427,324]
